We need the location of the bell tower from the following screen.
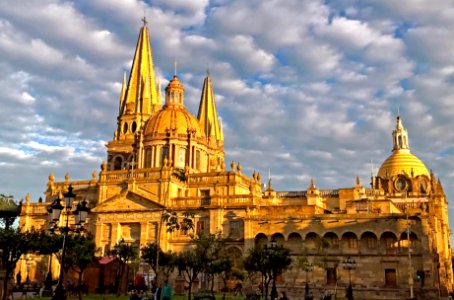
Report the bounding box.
[197,73,225,171]
[106,18,161,170]
[392,115,410,152]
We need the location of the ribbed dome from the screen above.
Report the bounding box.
[377,150,429,178]
[144,106,205,139]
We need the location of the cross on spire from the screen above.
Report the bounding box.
[141,16,148,27]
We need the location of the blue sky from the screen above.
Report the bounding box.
[1,0,454,228]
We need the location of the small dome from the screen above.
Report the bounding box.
[166,75,184,92]
[377,150,429,179]
[144,105,205,139]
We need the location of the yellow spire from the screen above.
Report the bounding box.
[119,72,126,114]
[197,73,223,142]
[142,68,151,114]
[121,20,158,116]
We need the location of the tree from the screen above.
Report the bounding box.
[176,249,203,300]
[199,233,231,294]
[0,194,20,230]
[141,243,177,284]
[243,244,292,300]
[112,239,138,295]
[162,210,195,234]
[67,234,97,300]
[0,229,40,300]
[176,233,232,300]
[152,209,195,286]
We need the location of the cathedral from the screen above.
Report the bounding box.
[19,21,453,299]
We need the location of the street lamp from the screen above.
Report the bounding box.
[270,238,278,300]
[48,185,90,300]
[343,256,356,300]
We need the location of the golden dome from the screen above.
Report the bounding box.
[144,105,205,139]
[377,150,429,178]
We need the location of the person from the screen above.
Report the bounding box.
[258,282,263,296]
[280,291,288,300]
[16,272,22,286]
[154,285,161,300]
[163,281,172,300]
[234,282,243,296]
[130,290,140,300]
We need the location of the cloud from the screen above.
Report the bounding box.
[1,0,454,237]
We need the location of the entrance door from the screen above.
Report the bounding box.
[385,269,397,287]
[326,268,337,285]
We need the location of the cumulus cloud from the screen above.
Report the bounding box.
[0,0,454,236]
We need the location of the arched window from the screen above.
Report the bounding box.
[161,146,169,166]
[381,232,398,255]
[131,121,137,133]
[255,233,268,247]
[342,232,358,250]
[360,232,378,250]
[144,148,152,168]
[178,147,186,168]
[114,156,122,170]
[324,232,339,249]
[195,150,201,170]
[271,233,285,245]
[305,232,319,251]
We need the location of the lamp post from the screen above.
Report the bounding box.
[406,213,415,300]
[304,261,313,300]
[48,185,90,300]
[269,238,278,300]
[342,256,356,300]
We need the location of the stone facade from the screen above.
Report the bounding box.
[18,21,453,300]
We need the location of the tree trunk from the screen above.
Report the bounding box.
[2,265,13,300]
[210,274,215,295]
[187,279,192,300]
[78,270,83,300]
[115,263,123,296]
[264,276,270,300]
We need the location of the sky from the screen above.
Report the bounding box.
[0,0,454,225]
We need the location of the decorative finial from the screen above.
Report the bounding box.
[397,105,400,117]
[237,162,242,172]
[141,16,148,27]
[174,59,177,76]
[310,178,315,189]
[206,68,210,76]
[65,173,69,182]
[356,176,361,186]
[231,161,236,170]
[25,193,30,204]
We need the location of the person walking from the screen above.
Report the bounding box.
[280,291,288,300]
[163,281,172,300]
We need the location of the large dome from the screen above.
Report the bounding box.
[144,106,205,139]
[377,150,429,178]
